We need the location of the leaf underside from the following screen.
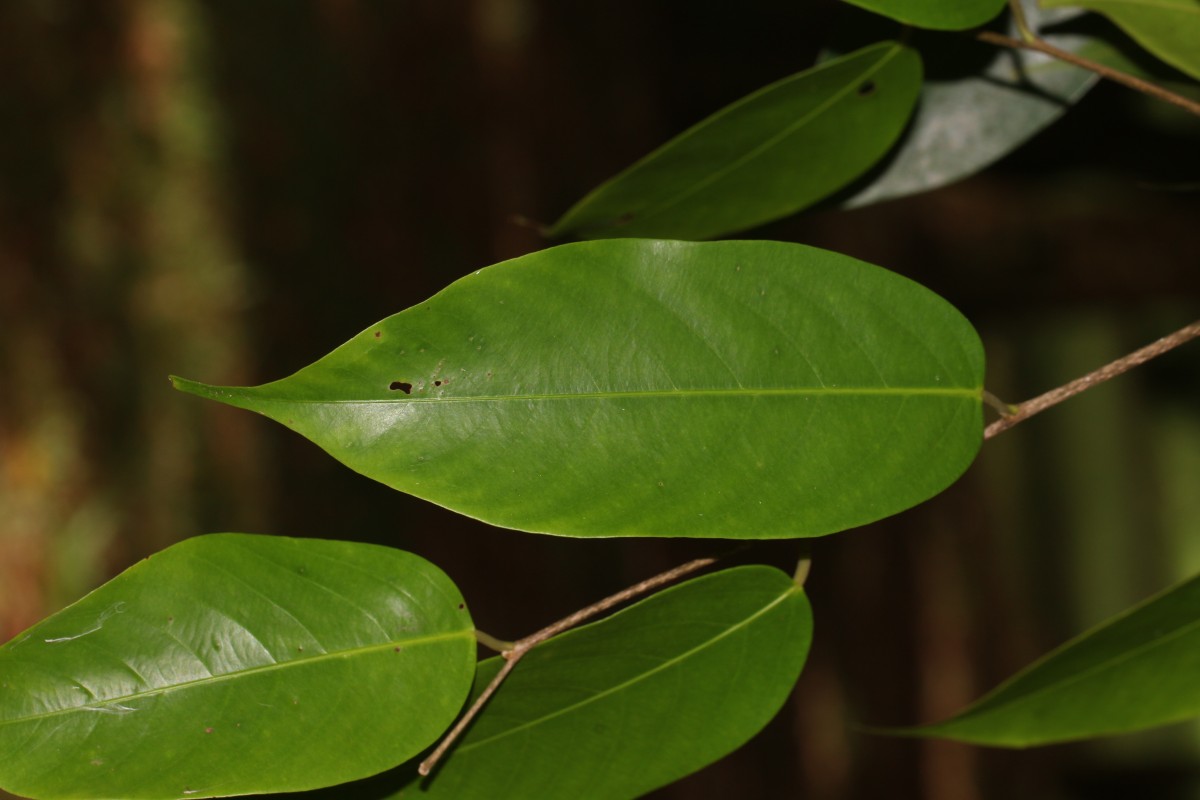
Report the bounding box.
[0,535,476,800]
[842,7,1104,207]
[548,42,922,241]
[174,239,984,540]
[398,566,813,799]
[905,572,1200,746]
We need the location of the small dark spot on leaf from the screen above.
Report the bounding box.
[615,212,635,225]
[167,616,174,624]
[390,381,413,394]
[858,81,876,96]
[394,646,402,652]
[373,330,382,338]
[458,603,465,610]
[433,380,443,387]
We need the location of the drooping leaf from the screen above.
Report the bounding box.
[546,42,921,241]
[173,239,985,540]
[0,535,476,800]
[1041,0,1200,80]
[903,572,1200,746]
[838,0,1007,29]
[400,565,812,799]
[842,8,1106,207]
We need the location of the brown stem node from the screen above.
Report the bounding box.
[417,556,718,777]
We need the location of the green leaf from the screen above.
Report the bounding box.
[547,42,921,241]
[173,239,985,540]
[1041,0,1200,80]
[400,565,812,798]
[905,572,1200,746]
[842,8,1106,207]
[0,535,476,800]
[838,0,1007,29]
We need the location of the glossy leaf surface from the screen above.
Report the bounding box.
[0,535,476,800]
[842,8,1104,207]
[909,572,1200,746]
[547,42,921,240]
[838,0,1007,29]
[402,565,812,798]
[1042,0,1200,80]
[174,239,985,540]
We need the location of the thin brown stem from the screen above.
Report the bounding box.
[985,320,1200,440]
[520,556,718,648]
[976,30,1200,119]
[418,655,520,777]
[418,556,718,777]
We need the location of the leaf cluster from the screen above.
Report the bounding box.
[2,1,1198,798]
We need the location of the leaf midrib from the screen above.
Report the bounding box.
[457,586,801,753]
[0,629,473,727]
[615,44,905,229]
[230,385,981,406]
[941,608,1200,741]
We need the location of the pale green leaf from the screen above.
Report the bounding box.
[906,572,1200,746]
[0,535,476,800]
[173,239,985,540]
[1042,0,1200,79]
[839,0,1007,29]
[547,42,921,241]
[401,565,812,798]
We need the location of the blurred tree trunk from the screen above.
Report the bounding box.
[0,0,266,643]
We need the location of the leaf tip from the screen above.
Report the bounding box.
[170,375,218,398]
[169,376,257,411]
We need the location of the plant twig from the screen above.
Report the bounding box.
[985,319,1200,440]
[417,556,718,777]
[976,30,1200,119]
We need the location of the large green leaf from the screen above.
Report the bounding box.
[0,535,476,800]
[173,239,985,540]
[842,8,1105,207]
[906,572,1200,746]
[838,0,1007,29]
[401,565,812,798]
[1041,0,1200,80]
[546,42,921,241]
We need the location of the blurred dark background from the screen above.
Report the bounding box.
[1,1,1198,798]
